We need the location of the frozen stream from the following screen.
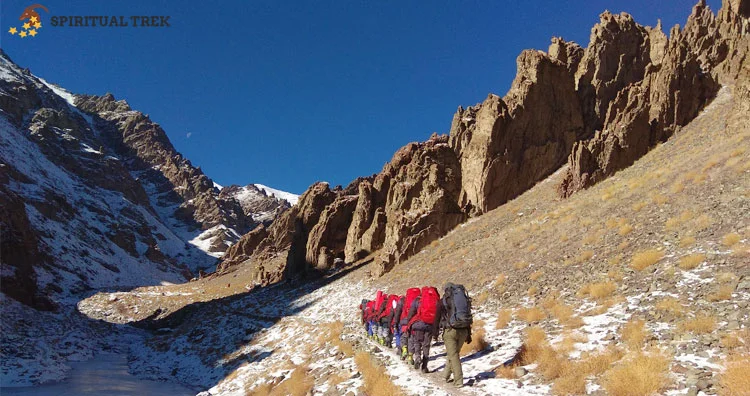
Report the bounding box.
[3,352,196,396]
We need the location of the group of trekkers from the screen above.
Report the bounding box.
[359,283,473,388]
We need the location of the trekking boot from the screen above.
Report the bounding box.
[406,354,414,365]
[401,346,408,359]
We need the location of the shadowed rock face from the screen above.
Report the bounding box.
[218,1,748,281]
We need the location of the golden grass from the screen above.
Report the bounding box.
[577,250,595,263]
[494,273,507,286]
[527,286,539,296]
[495,365,518,379]
[552,346,624,395]
[630,249,664,271]
[651,193,668,205]
[722,232,742,247]
[517,307,547,323]
[719,353,750,396]
[269,366,313,396]
[601,351,670,396]
[529,271,544,281]
[621,319,649,350]
[514,261,529,270]
[578,281,617,300]
[719,330,748,350]
[654,297,685,317]
[354,352,403,396]
[708,285,734,302]
[732,243,749,257]
[695,214,713,231]
[678,253,706,270]
[717,272,738,284]
[474,290,490,305]
[679,235,697,248]
[678,315,717,334]
[461,322,489,355]
[631,201,647,212]
[496,309,512,329]
[618,224,633,236]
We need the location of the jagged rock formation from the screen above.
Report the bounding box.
[217,0,748,282]
[559,0,749,196]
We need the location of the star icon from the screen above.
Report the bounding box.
[8,27,17,35]
[19,30,27,38]
[22,22,30,29]
[28,29,37,37]
[30,16,38,23]
[34,22,42,29]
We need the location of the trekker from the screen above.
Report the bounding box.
[440,283,474,388]
[391,295,405,351]
[406,286,441,373]
[379,294,400,347]
[359,299,370,333]
[364,300,376,337]
[372,290,386,341]
[398,287,421,360]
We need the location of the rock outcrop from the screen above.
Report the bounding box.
[559,0,747,196]
[218,0,749,281]
[450,49,584,213]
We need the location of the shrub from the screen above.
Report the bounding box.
[354,352,402,396]
[678,315,717,334]
[722,232,742,247]
[632,201,647,212]
[517,307,547,323]
[719,331,748,349]
[577,250,595,263]
[495,309,512,329]
[678,253,706,270]
[719,354,750,395]
[630,249,664,271]
[651,193,668,205]
[708,285,734,302]
[529,271,544,281]
[601,351,670,396]
[461,323,489,355]
[654,297,685,317]
[679,236,696,248]
[621,319,649,350]
[579,281,617,300]
[618,224,633,236]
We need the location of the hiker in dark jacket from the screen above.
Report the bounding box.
[391,295,405,351]
[439,283,473,388]
[402,295,420,362]
[398,287,421,360]
[359,299,371,334]
[409,301,441,373]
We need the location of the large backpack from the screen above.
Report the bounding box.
[374,290,385,314]
[445,283,473,329]
[365,300,375,320]
[400,287,421,322]
[380,294,399,319]
[412,286,440,326]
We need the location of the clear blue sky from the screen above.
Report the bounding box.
[0,0,719,194]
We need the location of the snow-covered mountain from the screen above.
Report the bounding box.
[219,184,297,224]
[0,49,292,384]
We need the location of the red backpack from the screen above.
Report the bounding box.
[380,294,399,319]
[409,286,440,326]
[373,290,385,313]
[365,301,375,320]
[400,288,421,322]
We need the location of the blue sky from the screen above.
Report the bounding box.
[0,0,719,194]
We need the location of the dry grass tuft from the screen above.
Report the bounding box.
[601,351,670,396]
[514,261,529,270]
[529,271,544,281]
[618,224,633,236]
[722,232,742,247]
[719,353,750,395]
[720,330,748,350]
[654,297,685,317]
[494,273,507,286]
[621,318,649,350]
[495,365,518,379]
[495,309,512,329]
[517,307,547,323]
[577,250,595,263]
[678,315,717,335]
[679,235,697,248]
[579,281,617,300]
[354,352,403,396]
[678,253,706,270]
[632,201,647,212]
[717,272,738,284]
[270,366,313,396]
[527,286,539,296]
[630,249,664,271]
[708,285,734,302]
[461,321,489,355]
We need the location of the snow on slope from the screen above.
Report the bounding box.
[254,184,299,205]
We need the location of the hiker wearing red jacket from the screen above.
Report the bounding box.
[406,286,442,373]
[398,287,421,360]
[378,294,400,347]
[372,290,386,342]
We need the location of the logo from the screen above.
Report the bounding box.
[8,4,48,38]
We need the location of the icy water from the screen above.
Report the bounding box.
[3,352,195,396]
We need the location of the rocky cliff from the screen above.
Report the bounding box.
[217,0,749,282]
[0,51,290,309]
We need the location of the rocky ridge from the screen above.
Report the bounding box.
[218,0,749,283]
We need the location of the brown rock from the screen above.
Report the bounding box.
[306,194,359,270]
